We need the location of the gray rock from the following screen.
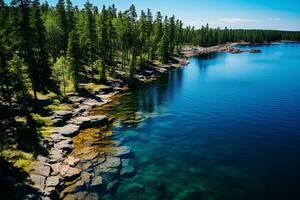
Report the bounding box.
[49,149,64,163]
[65,156,80,167]
[90,175,105,190]
[29,174,46,190]
[58,124,80,137]
[60,165,81,180]
[45,176,60,188]
[94,166,119,183]
[101,156,121,169]
[106,146,132,158]
[70,115,108,129]
[31,162,51,177]
[51,133,69,143]
[43,186,57,197]
[54,139,73,152]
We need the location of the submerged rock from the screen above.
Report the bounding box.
[106,146,132,158]
[120,159,136,178]
[70,115,108,129]
[106,180,118,193]
[90,175,105,190]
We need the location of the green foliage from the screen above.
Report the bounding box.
[52,56,72,95]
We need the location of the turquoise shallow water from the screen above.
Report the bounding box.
[104,43,300,200]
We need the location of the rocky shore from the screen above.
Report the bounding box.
[27,43,261,199]
[182,42,261,57]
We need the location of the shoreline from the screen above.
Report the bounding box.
[27,42,264,199]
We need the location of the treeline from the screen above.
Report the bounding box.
[183,24,300,47]
[1,0,300,120]
[0,0,184,110]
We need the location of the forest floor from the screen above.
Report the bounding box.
[0,42,262,199]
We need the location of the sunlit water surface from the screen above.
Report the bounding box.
[101,43,300,200]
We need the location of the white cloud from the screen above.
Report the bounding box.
[267,18,281,21]
[218,18,257,24]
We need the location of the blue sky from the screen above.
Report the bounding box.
[6,0,300,31]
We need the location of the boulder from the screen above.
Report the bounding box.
[58,124,80,137]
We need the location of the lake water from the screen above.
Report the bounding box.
[101,43,300,200]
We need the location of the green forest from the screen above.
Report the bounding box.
[1,0,300,198]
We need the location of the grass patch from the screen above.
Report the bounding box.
[80,83,110,93]
[1,149,34,172]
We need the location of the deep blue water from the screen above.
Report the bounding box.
[105,43,300,200]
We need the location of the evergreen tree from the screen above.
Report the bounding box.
[84,0,97,79]
[32,0,50,91]
[67,30,81,90]
[158,16,169,64]
[56,0,68,53]
[138,10,147,63]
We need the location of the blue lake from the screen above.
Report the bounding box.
[103,43,300,200]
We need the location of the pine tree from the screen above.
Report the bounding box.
[151,12,163,60]
[66,0,75,33]
[84,0,97,79]
[32,0,51,91]
[18,0,39,100]
[146,9,153,60]
[168,15,176,53]
[67,30,81,90]
[138,10,147,64]
[158,16,169,64]
[56,0,68,53]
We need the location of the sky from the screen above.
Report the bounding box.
[7,0,300,31]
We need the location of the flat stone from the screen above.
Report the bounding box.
[77,161,93,171]
[45,176,60,188]
[70,115,108,129]
[52,133,69,143]
[49,149,64,163]
[54,139,73,152]
[65,156,80,167]
[58,124,80,137]
[31,162,51,177]
[106,146,132,158]
[60,165,81,180]
[60,180,87,199]
[101,156,121,169]
[44,186,57,197]
[120,166,135,178]
[94,166,119,183]
[29,174,46,190]
[90,175,105,190]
